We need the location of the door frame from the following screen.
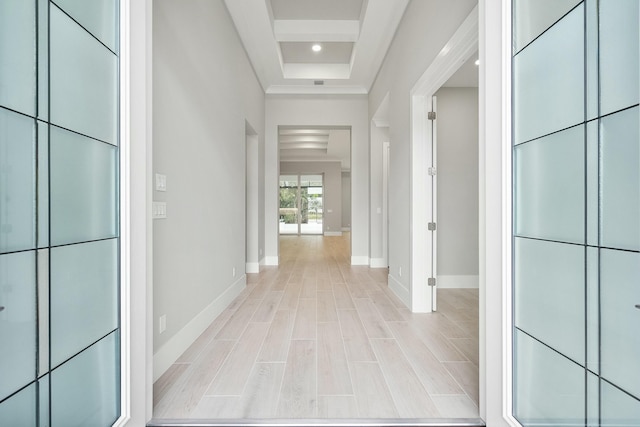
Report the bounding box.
[124,0,518,425]
[409,7,478,313]
[382,141,390,268]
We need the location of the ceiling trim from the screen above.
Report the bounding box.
[411,6,479,96]
[280,135,329,143]
[274,20,360,42]
[224,0,409,95]
[266,85,368,95]
[280,158,344,163]
[283,63,351,79]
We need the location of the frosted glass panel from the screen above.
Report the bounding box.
[0,252,36,401]
[51,332,119,427]
[50,5,117,145]
[514,329,584,425]
[601,380,640,427]
[0,383,36,427]
[0,108,36,253]
[587,373,599,427]
[515,125,584,243]
[600,249,640,399]
[54,0,118,53]
[37,121,49,248]
[50,239,118,367]
[586,247,599,373]
[0,0,36,116]
[513,0,580,53]
[50,126,117,245]
[586,120,598,246]
[37,0,49,121]
[585,0,598,121]
[515,238,584,364]
[600,107,640,251]
[37,249,50,376]
[513,4,584,144]
[599,0,640,116]
[39,375,50,427]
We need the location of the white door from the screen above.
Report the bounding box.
[427,96,438,311]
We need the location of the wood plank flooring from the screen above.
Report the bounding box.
[153,234,479,420]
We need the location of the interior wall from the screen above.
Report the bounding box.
[341,172,351,231]
[246,127,260,273]
[152,0,265,379]
[369,124,390,267]
[265,95,369,264]
[368,0,477,302]
[434,87,479,287]
[279,161,342,234]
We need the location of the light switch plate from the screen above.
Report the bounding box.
[155,173,167,192]
[153,202,167,219]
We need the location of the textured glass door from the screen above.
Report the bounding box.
[512,1,639,426]
[279,175,323,235]
[279,175,299,234]
[0,1,121,426]
[300,175,323,235]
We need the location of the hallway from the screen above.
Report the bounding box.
[152,235,479,421]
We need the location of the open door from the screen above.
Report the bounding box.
[428,96,438,311]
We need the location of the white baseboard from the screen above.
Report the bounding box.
[437,274,479,289]
[324,231,343,237]
[245,262,259,274]
[153,275,246,382]
[388,273,410,308]
[341,227,351,231]
[351,256,369,266]
[369,258,388,268]
[263,256,278,266]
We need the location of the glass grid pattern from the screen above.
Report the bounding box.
[0,1,120,425]
[512,1,640,426]
[279,174,324,236]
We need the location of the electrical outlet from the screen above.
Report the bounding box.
[399,267,402,277]
[159,314,167,334]
[232,267,236,277]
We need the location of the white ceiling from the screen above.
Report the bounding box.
[279,127,351,171]
[270,0,365,20]
[228,1,476,166]
[224,0,410,94]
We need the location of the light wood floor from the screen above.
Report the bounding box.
[153,234,479,420]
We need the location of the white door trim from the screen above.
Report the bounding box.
[382,141,390,268]
[118,0,154,425]
[480,0,519,425]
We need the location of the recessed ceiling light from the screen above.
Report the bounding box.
[475,59,480,66]
[312,44,322,52]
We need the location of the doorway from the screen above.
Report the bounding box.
[279,174,324,235]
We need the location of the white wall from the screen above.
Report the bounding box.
[265,95,369,265]
[434,87,479,288]
[279,161,343,234]
[369,124,389,267]
[369,0,477,303]
[246,127,260,273]
[152,0,265,379]
[341,172,351,230]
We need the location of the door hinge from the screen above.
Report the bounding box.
[428,167,437,176]
[428,222,436,231]
[427,111,436,120]
[428,277,436,287]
